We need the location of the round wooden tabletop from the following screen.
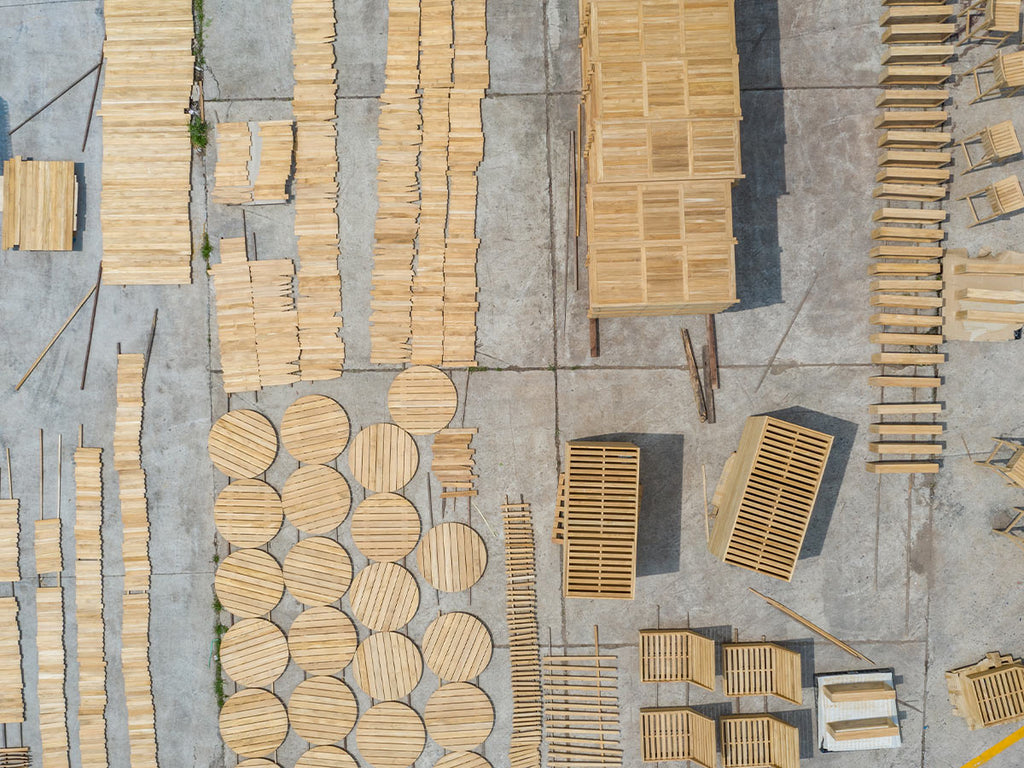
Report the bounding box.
[288,606,358,675]
[350,493,421,562]
[349,562,419,632]
[352,631,422,701]
[214,549,284,619]
[209,410,278,479]
[219,688,288,758]
[348,423,419,493]
[214,479,283,548]
[282,464,352,534]
[433,753,492,768]
[288,675,358,745]
[416,522,487,592]
[294,746,358,768]
[386,366,458,435]
[219,618,289,688]
[422,612,492,682]
[283,536,352,606]
[236,760,281,768]
[356,702,425,768]
[424,683,494,750]
[281,395,351,464]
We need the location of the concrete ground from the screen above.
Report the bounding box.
[3,0,1024,766]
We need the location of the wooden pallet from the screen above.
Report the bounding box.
[1,157,76,251]
[543,653,622,767]
[720,714,799,768]
[947,651,1024,730]
[722,642,802,705]
[639,628,715,690]
[640,707,715,766]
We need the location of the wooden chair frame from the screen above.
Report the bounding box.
[958,120,1022,172]
[960,175,1024,226]
[993,508,1024,552]
[964,50,1024,103]
[720,714,800,768]
[959,0,1021,46]
[947,652,1024,729]
[722,642,802,705]
[641,707,716,767]
[639,629,716,690]
[976,438,1024,488]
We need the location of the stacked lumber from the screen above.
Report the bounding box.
[252,121,295,202]
[501,501,542,768]
[943,249,1024,340]
[292,0,345,380]
[37,587,69,768]
[722,642,802,705]
[0,500,19,582]
[0,598,24,723]
[869,1,954,473]
[210,237,300,393]
[74,447,107,767]
[212,121,295,205]
[1,157,76,251]
[34,519,62,575]
[432,428,478,497]
[100,0,194,285]
[542,653,622,767]
[211,123,253,204]
[580,0,742,316]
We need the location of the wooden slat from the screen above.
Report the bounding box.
[0,158,76,251]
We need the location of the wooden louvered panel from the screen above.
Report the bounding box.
[720,714,799,768]
[640,707,715,766]
[639,629,714,689]
[970,665,1024,727]
[722,643,802,705]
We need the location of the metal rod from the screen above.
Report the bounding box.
[9,60,102,135]
[79,263,102,390]
[81,54,104,152]
[142,309,159,387]
[16,284,96,391]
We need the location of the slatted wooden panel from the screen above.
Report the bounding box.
[640,707,715,766]
[709,416,833,581]
[34,519,62,575]
[294,746,358,768]
[0,500,19,581]
[350,493,421,562]
[100,1,193,284]
[720,714,799,768]
[434,751,492,768]
[349,423,419,493]
[422,612,492,682]
[252,121,295,203]
[0,597,24,723]
[387,366,458,435]
[208,409,279,479]
[282,465,352,534]
[562,442,640,599]
[283,536,352,606]
[37,586,69,768]
[280,395,349,463]
[214,479,283,548]
[355,702,426,768]
[219,688,289,758]
[212,123,254,204]
[542,654,622,767]
[424,682,494,749]
[432,428,478,497]
[215,549,284,618]
[288,675,357,745]
[639,628,715,689]
[219,618,289,688]
[970,665,1024,727]
[417,522,487,592]
[349,562,419,631]
[0,158,76,250]
[722,643,802,705]
[288,606,358,675]
[352,631,422,701]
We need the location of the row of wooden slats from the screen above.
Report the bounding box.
[638,628,715,689]
[719,714,799,768]
[0,598,24,723]
[0,157,76,251]
[432,428,478,497]
[639,707,715,766]
[212,121,295,205]
[970,665,1024,727]
[542,654,623,767]
[722,643,802,705]
[37,587,69,768]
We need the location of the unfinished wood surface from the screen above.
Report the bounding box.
[212,123,254,204]
[288,606,358,675]
[282,464,352,534]
[433,754,493,768]
[350,493,421,561]
[208,410,278,479]
[113,353,144,471]
[34,518,62,575]
[947,651,1024,729]
[280,395,350,463]
[722,642,802,705]
[422,611,493,682]
[1,157,76,251]
[0,499,19,581]
[432,428,478,497]
[352,631,423,701]
[219,618,289,688]
[214,548,284,618]
[387,366,458,435]
[720,714,800,768]
[294,747,358,768]
[214,479,283,548]
[349,423,419,492]
[640,707,716,767]
[542,653,622,767]
[417,522,487,592]
[283,536,352,606]
[639,628,715,689]
[349,562,420,631]
[37,586,69,768]
[356,701,426,768]
[823,681,896,702]
[252,121,295,203]
[219,688,289,758]
[424,682,494,749]
[945,250,1024,341]
[288,675,357,745]
[0,598,24,723]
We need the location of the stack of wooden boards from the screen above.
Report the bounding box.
[100,0,194,285]
[943,249,1024,340]
[1,157,77,251]
[579,0,742,317]
[868,0,956,473]
[370,0,487,365]
[946,651,1024,730]
[431,428,478,497]
[212,121,295,204]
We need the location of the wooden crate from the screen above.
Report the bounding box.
[640,707,715,766]
[639,628,715,690]
[1,157,76,251]
[947,652,1024,730]
[720,714,800,768]
[709,416,833,581]
[723,642,802,705]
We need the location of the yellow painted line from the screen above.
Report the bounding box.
[961,723,1024,768]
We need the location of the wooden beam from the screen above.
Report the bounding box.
[705,314,719,389]
[681,329,707,423]
[748,588,874,663]
[589,317,600,358]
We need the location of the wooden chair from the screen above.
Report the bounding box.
[958,120,1021,172]
[993,508,1024,552]
[639,629,715,690]
[959,0,1022,46]
[964,50,1024,102]
[946,652,1024,729]
[976,438,1024,488]
[961,175,1024,226]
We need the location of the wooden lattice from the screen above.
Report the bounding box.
[639,629,715,690]
[720,714,800,768]
[1,157,76,250]
[543,653,622,767]
[722,642,802,705]
[947,652,1024,729]
[640,707,715,767]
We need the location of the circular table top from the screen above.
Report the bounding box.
[219,618,289,688]
[282,464,352,534]
[281,395,351,464]
[288,606,358,675]
[283,536,352,606]
[209,410,278,479]
[236,760,281,768]
[348,423,419,493]
[294,747,358,768]
[416,522,487,592]
[349,562,419,632]
[422,612,492,682]
[356,702,425,768]
[214,479,283,548]
[219,688,288,758]
[288,675,358,745]
[424,683,494,750]
[352,631,422,701]
[350,493,421,562]
[433,753,493,768]
[215,549,284,619]
[386,366,458,435]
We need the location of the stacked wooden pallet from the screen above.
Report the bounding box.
[99,0,194,285]
[543,653,622,767]
[869,1,955,473]
[580,0,742,316]
[292,0,345,380]
[212,121,295,205]
[1,157,76,251]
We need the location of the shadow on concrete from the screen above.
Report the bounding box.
[73,162,86,251]
[776,637,817,690]
[774,708,816,759]
[578,433,683,577]
[689,701,734,722]
[730,0,785,311]
[758,406,857,560]
[0,99,9,163]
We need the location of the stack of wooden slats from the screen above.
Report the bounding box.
[542,653,623,767]
[580,0,742,317]
[869,1,955,473]
[1,157,77,251]
[100,0,194,285]
[943,249,1024,340]
[212,121,295,205]
[252,121,295,203]
[36,587,69,768]
[292,0,345,380]
[431,428,478,497]
[210,237,300,393]
[0,499,22,725]
[212,123,254,204]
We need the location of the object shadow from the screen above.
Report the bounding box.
[0,99,9,163]
[73,162,86,251]
[774,708,816,759]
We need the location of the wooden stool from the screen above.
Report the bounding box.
[960,175,1024,226]
[958,120,1021,172]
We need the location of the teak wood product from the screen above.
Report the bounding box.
[280,395,350,463]
[283,536,352,606]
[722,642,803,705]
[709,416,833,581]
[37,586,69,768]
[214,548,285,618]
[542,653,623,767]
[34,518,62,575]
[0,598,24,724]
[212,123,254,204]
[386,365,458,435]
[417,521,487,592]
[219,688,289,758]
[816,670,901,752]
[424,682,494,749]
[434,752,493,768]
[1,157,76,250]
[0,499,19,582]
[961,175,1024,226]
[213,479,283,548]
[994,508,1024,552]
[350,493,421,562]
[288,606,358,675]
[946,652,1024,729]
[282,464,352,534]
[943,249,1024,341]
[959,0,1022,45]
[208,409,278,479]
[355,701,426,768]
[294,747,358,768]
[958,121,1021,172]
[212,121,296,204]
[349,562,420,631]
[219,618,289,688]
[965,50,1024,103]
[352,631,423,701]
[349,423,419,493]
[288,675,357,745]
[561,441,640,599]
[720,714,800,768]
[639,628,715,690]
[432,428,479,497]
[640,707,716,766]
[422,611,493,682]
